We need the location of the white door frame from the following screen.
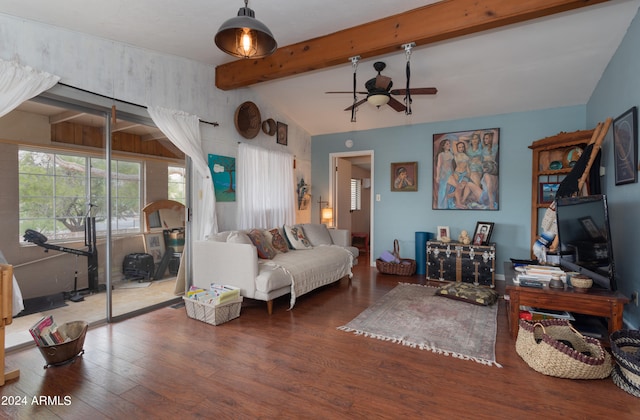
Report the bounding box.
[329,150,375,266]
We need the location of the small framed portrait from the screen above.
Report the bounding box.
[437,226,450,241]
[579,216,603,239]
[539,182,560,204]
[613,106,638,185]
[472,222,494,246]
[144,232,165,263]
[277,121,288,146]
[391,161,418,191]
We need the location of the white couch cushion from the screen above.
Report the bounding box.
[255,263,292,293]
[228,231,253,244]
[302,223,333,246]
[209,231,231,242]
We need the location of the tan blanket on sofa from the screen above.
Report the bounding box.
[263,244,353,309]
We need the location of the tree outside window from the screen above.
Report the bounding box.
[19,149,141,242]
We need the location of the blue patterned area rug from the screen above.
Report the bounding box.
[338,283,501,367]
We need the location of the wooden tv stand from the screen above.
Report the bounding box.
[503,262,629,340]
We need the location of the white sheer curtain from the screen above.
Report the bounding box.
[237,143,296,229]
[0,59,59,315]
[0,59,60,118]
[147,106,218,240]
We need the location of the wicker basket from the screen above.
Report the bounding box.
[376,239,416,276]
[183,296,243,326]
[515,319,613,379]
[37,320,88,368]
[610,329,640,397]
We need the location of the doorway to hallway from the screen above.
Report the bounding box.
[329,151,374,266]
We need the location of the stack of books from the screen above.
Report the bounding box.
[187,283,241,306]
[514,264,566,286]
[519,306,575,321]
[29,315,70,346]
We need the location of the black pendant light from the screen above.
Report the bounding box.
[215,0,277,59]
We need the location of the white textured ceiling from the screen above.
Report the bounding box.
[1,0,639,136]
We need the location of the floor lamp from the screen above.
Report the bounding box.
[317,196,334,226]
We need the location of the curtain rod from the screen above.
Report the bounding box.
[58,82,219,126]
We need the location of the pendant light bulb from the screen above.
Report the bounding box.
[215,0,277,59]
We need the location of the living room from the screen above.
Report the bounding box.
[0,1,636,310]
[1,0,640,416]
[0,1,637,332]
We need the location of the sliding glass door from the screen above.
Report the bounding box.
[4,87,185,348]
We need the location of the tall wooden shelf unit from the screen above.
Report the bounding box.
[529,128,595,255]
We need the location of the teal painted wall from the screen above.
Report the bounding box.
[587,9,640,329]
[312,5,640,329]
[312,105,586,275]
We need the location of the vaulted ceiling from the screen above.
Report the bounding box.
[1,0,639,136]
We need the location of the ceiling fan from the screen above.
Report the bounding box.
[326,61,438,113]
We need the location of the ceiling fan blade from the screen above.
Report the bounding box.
[390,87,438,95]
[344,98,368,112]
[387,97,407,112]
[375,75,392,90]
[326,91,368,95]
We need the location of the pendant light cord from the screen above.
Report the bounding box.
[404,44,413,115]
[350,56,360,122]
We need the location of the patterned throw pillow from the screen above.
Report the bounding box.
[435,282,499,306]
[267,228,289,253]
[246,229,278,259]
[283,225,312,250]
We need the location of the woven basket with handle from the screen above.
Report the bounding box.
[376,239,416,276]
[610,329,640,397]
[515,318,613,379]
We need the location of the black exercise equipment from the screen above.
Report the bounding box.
[23,214,99,301]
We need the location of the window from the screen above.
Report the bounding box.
[19,149,142,241]
[168,165,186,205]
[350,178,362,211]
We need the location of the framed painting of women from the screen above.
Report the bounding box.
[432,128,500,210]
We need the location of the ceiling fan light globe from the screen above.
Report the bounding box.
[368,94,390,108]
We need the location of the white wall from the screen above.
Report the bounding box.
[0,13,311,228]
[0,13,312,297]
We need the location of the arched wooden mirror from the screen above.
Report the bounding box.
[142,200,185,233]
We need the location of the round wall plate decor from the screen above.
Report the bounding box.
[235,101,261,139]
[549,160,563,170]
[262,118,276,136]
[563,146,583,168]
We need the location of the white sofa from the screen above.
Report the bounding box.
[192,224,358,314]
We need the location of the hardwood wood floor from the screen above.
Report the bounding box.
[5,277,180,350]
[2,258,639,419]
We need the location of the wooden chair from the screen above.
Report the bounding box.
[1,263,20,386]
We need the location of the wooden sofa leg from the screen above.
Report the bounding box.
[267,300,273,315]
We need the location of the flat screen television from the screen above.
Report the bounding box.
[555,194,617,291]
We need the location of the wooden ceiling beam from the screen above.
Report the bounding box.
[112,121,141,133]
[141,131,167,142]
[215,0,610,90]
[49,110,86,124]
